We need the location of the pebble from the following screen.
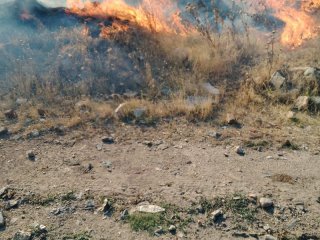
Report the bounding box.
[168,225,176,234]
[13,230,32,240]
[211,209,223,222]
[102,136,114,144]
[260,198,273,208]
[120,209,129,220]
[0,211,5,228]
[235,146,245,156]
[26,150,36,161]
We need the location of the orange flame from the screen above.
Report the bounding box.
[266,0,320,48]
[66,0,191,35]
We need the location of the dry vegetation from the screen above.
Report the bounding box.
[0,1,319,137]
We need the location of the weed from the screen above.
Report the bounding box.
[61,192,77,202]
[128,212,165,234]
[62,232,91,240]
[224,194,256,223]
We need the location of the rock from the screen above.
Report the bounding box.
[0,186,8,197]
[248,193,257,202]
[270,71,286,90]
[102,161,112,169]
[154,226,164,236]
[102,136,114,144]
[287,111,297,120]
[294,96,309,111]
[168,225,176,234]
[211,209,223,222]
[261,234,277,240]
[132,204,165,214]
[260,198,273,208]
[0,127,9,137]
[29,130,40,138]
[16,98,28,105]
[26,150,36,161]
[5,200,19,210]
[309,96,320,112]
[235,146,245,156]
[304,67,320,78]
[226,113,239,125]
[120,209,129,220]
[13,230,32,240]
[208,131,222,139]
[4,109,18,120]
[100,198,112,215]
[133,108,146,118]
[37,109,46,118]
[52,125,65,136]
[84,200,95,211]
[0,211,5,228]
[201,82,220,96]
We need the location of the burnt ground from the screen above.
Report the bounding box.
[0,122,320,240]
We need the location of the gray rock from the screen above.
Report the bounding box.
[26,150,36,161]
[270,71,286,90]
[131,204,165,214]
[102,160,112,169]
[261,234,277,240]
[101,136,114,144]
[133,108,146,118]
[211,209,223,221]
[0,127,9,137]
[5,200,19,210]
[168,225,176,234]
[235,146,245,156]
[16,98,28,105]
[0,186,8,197]
[201,82,220,96]
[294,96,309,111]
[304,67,320,78]
[0,211,5,228]
[30,130,40,138]
[120,209,129,220]
[208,131,222,139]
[84,200,95,211]
[154,226,164,236]
[309,96,320,112]
[4,109,18,120]
[260,198,273,208]
[13,231,32,240]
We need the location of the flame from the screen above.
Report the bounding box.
[66,0,191,35]
[266,0,320,48]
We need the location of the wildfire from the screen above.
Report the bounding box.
[266,0,320,48]
[66,0,190,36]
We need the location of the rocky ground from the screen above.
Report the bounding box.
[0,120,320,240]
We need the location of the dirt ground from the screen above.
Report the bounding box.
[0,122,320,240]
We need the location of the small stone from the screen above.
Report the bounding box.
[0,127,9,137]
[37,109,46,118]
[13,230,32,240]
[260,198,273,209]
[133,204,165,214]
[154,226,164,236]
[84,200,95,211]
[294,96,309,111]
[235,146,245,156]
[0,211,5,228]
[270,71,286,90]
[96,144,102,151]
[211,209,223,222]
[4,109,18,120]
[168,225,176,234]
[5,200,19,210]
[16,98,28,105]
[133,108,146,118]
[101,198,112,215]
[102,136,114,144]
[53,125,65,136]
[102,161,112,169]
[26,150,36,161]
[30,130,40,138]
[120,209,129,220]
[287,111,297,120]
[262,234,277,240]
[226,113,239,125]
[208,131,222,139]
[248,193,257,201]
[0,186,8,197]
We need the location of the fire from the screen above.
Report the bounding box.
[66,0,191,36]
[266,0,320,48]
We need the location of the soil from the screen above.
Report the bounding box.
[0,122,320,239]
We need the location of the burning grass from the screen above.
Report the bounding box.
[0,0,319,136]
